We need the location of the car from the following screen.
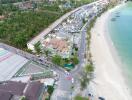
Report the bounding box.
[55,76,59,81]
[71,78,74,83]
[39,59,43,62]
[65,70,70,76]
[88,93,92,97]
[54,81,58,85]
[98,97,105,100]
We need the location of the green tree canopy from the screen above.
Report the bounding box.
[71,55,79,65]
[47,85,54,95]
[52,55,62,65]
[84,64,94,74]
[34,41,41,54]
[0,4,61,49]
[74,95,88,100]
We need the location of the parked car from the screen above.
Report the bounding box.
[98,97,105,100]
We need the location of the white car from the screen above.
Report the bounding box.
[71,78,74,83]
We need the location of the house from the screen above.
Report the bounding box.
[23,81,44,100]
[0,90,13,100]
[42,37,71,58]
[17,1,34,10]
[0,81,45,100]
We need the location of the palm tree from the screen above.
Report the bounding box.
[84,64,94,74]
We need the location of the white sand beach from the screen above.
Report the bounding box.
[90,5,132,100]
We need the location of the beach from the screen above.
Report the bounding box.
[90,5,132,100]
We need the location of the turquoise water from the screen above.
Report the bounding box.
[108,2,132,92]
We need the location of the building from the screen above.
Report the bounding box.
[16,1,34,10]
[0,48,28,81]
[27,0,109,58]
[26,2,85,52]
[42,37,71,58]
[0,81,45,100]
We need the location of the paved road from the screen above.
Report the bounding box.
[71,16,95,76]
[28,1,98,45]
[0,43,65,73]
[0,5,96,100]
[51,12,97,100]
[0,1,98,100]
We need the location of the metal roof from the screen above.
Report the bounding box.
[0,48,28,81]
[0,81,26,96]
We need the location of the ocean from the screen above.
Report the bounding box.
[108,2,132,93]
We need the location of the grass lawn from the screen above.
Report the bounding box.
[74,95,89,100]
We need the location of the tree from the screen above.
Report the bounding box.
[34,41,41,54]
[80,64,94,90]
[44,50,50,57]
[74,95,88,100]
[84,64,94,74]
[71,55,79,65]
[47,86,54,95]
[80,71,90,90]
[82,18,86,24]
[75,47,78,51]
[0,4,62,50]
[52,55,61,65]
[20,96,26,100]
[26,48,33,53]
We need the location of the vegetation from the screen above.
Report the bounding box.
[0,0,28,4]
[38,3,63,12]
[52,55,62,66]
[86,3,112,62]
[81,2,115,91]
[47,85,54,95]
[34,41,41,54]
[44,50,50,57]
[0,4,18,15]
[46,85,54,100]
[71,0,97,8]
[74,95,88,100]
[20,96,26,100]
[71,55,79,65]
[0,4,62,49]
[0,0,97,51]
[51,54,79,68]
[107,1,119,9]
[80,64,94,90]
[80,75,90,90]
[84,64,94,74]
[80,11,98,90]
[87,19,95,50]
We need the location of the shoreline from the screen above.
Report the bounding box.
[90,4,132,100]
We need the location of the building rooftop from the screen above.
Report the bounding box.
[0,90,12,100]
[43,38,69,53]
[0,81,44,100]
[24,81,43,100]
[0,81,26,95]
[0,48,28,81]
